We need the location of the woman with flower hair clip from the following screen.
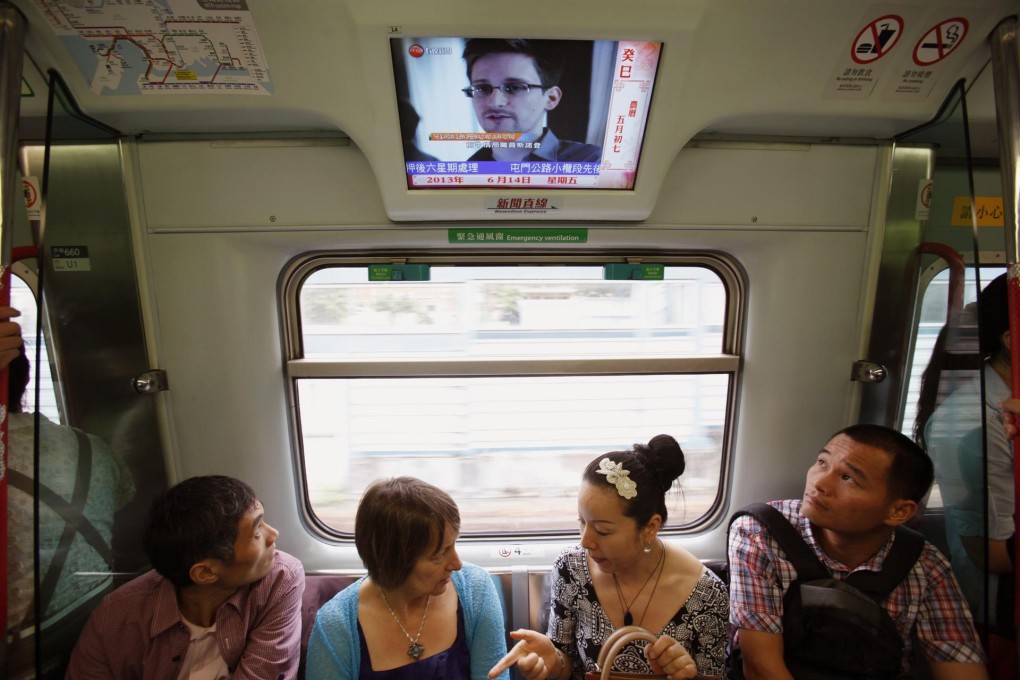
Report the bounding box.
[489,434,728,680]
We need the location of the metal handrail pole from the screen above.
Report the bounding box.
[991,16,1020,661]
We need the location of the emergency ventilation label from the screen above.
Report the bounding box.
[449,228,588,244]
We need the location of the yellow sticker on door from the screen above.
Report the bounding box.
[951,196,1003,227]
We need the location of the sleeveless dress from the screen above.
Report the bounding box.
[358,601,472,679]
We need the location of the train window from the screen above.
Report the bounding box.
[10,273,59,420]
[903,265,1005,508]
[283,258,742,537]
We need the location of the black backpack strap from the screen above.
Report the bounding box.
[37,427,96,620]
[7,468,113,566]
[845,525,925,600]
[729,502,829,582]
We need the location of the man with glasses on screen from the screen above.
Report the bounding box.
[462,39,602,163]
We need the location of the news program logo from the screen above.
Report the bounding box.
[408,44,453,58]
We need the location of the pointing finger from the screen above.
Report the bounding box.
[489,639,527,678]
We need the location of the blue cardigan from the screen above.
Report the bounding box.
[306,562,509,680]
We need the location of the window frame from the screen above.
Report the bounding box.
[280,251,746,540]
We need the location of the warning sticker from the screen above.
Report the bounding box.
[882,15,970,101]
[913,18,968,66]
[21,176,40,219]
[916,179,932,221]
[852,15,904,64]
[885,65,938,99]
[825,11,908,100]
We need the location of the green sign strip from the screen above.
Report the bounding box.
[448,228,588,244]
[368,265,392,281]
[603,263,665,280]
[368,264,431,281]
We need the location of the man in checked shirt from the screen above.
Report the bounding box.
[66,475,305,679]
[728,424,987,680]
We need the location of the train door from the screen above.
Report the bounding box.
[6,71,170,677]
[861,34,1018,674]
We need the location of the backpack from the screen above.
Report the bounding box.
[726,502,925,680]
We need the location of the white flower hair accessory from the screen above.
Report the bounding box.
[596,458,638,499]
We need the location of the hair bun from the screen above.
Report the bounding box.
[640,434,686,492]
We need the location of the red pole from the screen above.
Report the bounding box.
[0,264,9,661]
[1010,267,1020,664]
[0,5,27,667]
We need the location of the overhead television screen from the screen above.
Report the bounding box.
[391,37,662,190]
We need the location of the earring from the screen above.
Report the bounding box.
[643,543,652,554]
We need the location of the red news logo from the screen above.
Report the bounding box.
[408,44,452,58]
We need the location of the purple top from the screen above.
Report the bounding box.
[357,601,471,680]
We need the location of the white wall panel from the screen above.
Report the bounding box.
[139,142,877,571]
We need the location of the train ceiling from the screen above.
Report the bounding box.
[9,0,1018,220]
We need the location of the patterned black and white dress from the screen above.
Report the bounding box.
[547,546,728,679]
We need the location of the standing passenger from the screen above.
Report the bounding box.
[489,434,728,680]
[916,273,1015,679]
[7,345,135,679]
[66,475,305,679]
[306,477,509,680]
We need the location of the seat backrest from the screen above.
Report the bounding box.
[299,574,360,678]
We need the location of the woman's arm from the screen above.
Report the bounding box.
[466,565,511,680]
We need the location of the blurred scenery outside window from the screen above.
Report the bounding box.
[293,264,736,535]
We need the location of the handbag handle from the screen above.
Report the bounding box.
[595,626,662,680]
[593,625,722,680]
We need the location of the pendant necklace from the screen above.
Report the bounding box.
[611,540,666,627]
[379,587,431,661]
[634,544,667,628]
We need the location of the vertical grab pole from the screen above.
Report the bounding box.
[0,1,24,668]
[991,17,1020,658]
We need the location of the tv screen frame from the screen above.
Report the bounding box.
[391,37,663,191]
